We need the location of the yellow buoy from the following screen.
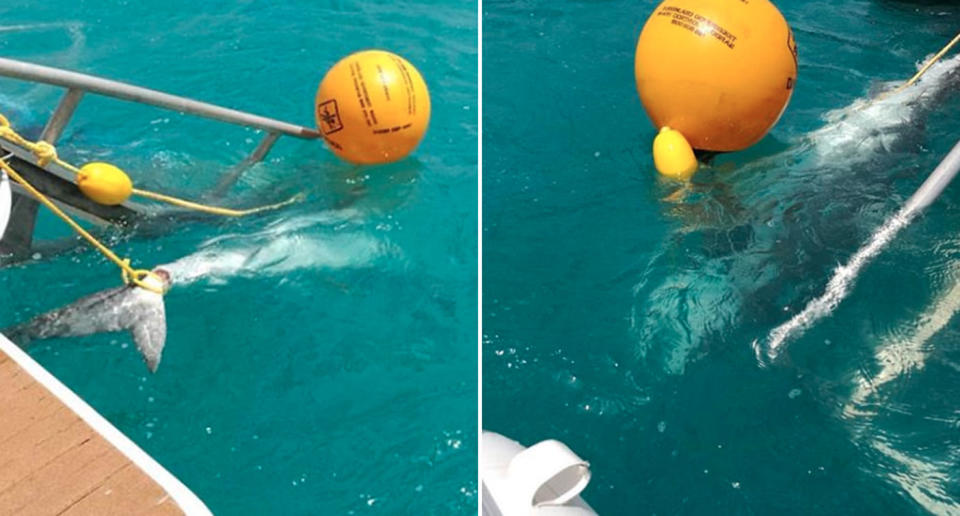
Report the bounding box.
[76,162,133,205]
[653,127,698,181]
[315,50,431,165]
[635,0,798,153]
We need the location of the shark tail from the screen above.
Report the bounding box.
[1,323,34,349]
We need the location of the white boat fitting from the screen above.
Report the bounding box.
[0,167,10,240]
[481,431,597,516]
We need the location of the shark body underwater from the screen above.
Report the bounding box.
[1,205,387,373]
[624,52,960,513]
[630,52,960,376]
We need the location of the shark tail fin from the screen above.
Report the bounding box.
[131,302,167,373]
[2,324,34,349]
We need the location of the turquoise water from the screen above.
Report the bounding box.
[0,1,477,514]
[484,1,960,514]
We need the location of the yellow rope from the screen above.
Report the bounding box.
[0,157,164,294]
[0,112,301,217]
[0,112,303,293]
[874,32,960,102]
[132,188,304,216]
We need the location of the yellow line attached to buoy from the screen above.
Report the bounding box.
[0,156,164,294]
[892,32,960,93]
[132,188,303,216]
[0,112,301,216]
[0,111,304,293]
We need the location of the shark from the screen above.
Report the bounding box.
[4,268,171,372]
[625,51,960,512]
[629,52,960,376]
[1,207,393,372]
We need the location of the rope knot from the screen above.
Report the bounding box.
[32,141,58,167]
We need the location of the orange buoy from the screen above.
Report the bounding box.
[635,0,798,153]
[315,50,431,165]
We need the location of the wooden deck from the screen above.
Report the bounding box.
[0,337,210,515]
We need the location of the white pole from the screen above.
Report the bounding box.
[766,139,960,359]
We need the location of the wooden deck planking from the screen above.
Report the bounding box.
[0,349,185,515]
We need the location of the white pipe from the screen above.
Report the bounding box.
[766,139,960,359]
[905,140,960,214]
[0,168,10,239]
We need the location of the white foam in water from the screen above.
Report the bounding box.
[834,260,960,514]
[765,208,913,359]
[0,22,79,33]
[840,266,960,512]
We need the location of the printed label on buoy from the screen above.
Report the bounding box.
[343,58,421,135]
[391,55,419,117]
[656,5,738,49]
[316,99,343,135]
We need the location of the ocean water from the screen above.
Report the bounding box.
[483,1,960,514]
[0,1,477,514]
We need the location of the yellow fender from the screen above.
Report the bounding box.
[77,162,133,205]
[653,127,697,181]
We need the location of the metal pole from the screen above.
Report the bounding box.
[41,88,84,144]
[0,57,320,139]
[904,139,960,215]
[7,88,90,250]
[209,132,282,198]
[765,138,960,359]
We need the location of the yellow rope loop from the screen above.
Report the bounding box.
[0,157,164,295]
[32,140,58,167]
[123,267,167,295]
[119,258,135,284]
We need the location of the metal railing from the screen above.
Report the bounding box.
[0,57,320,139]
[0,57,321,250]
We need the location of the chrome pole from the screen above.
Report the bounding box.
[0,57,320,139]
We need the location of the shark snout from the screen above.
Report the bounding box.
[150,267,173,293]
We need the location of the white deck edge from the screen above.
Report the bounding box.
[0,333,212,515]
